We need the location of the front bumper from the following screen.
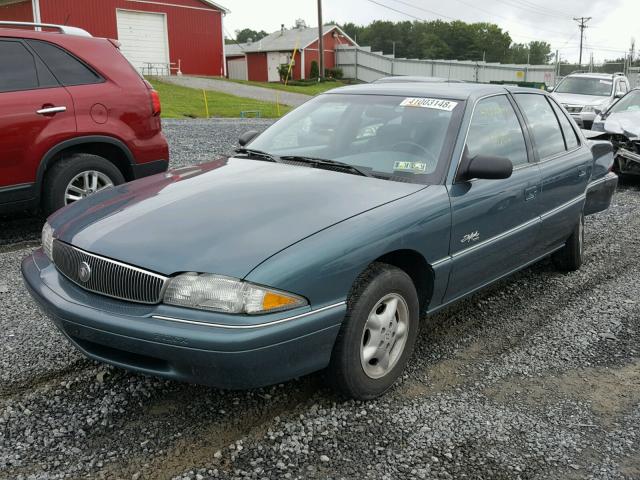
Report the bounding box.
[570,111,596,130]
[22,250,345,389]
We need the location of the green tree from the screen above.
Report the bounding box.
[339,19,556,64]
[235,28,268,44]
[310,60,320,79]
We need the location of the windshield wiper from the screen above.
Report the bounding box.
[280,155,374,178]
[235,148,280,163]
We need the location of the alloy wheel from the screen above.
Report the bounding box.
[360,293,410,379]
[64,170,114,205]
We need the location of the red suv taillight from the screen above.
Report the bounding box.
[150,89,161,116]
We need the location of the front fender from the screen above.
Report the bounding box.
[245,186,452,309]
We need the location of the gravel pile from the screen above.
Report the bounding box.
[0,122,638,479]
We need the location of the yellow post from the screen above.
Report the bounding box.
[203,89,210,118]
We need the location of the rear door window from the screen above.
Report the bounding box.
[0,40,38,92]
[549,99,579,150]
[27,39,102,86]
[515,94,566,160]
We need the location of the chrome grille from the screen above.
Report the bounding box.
[52,240,168,304]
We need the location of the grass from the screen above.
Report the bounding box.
[149,79,292,119]
[224,78,348,96]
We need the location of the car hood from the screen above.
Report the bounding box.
[603,111,640,139]
[49,157,425,278]
[553,92,609,107]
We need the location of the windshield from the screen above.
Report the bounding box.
[246,93,463,184]
[608,90,640,114]
[555,77,613,97]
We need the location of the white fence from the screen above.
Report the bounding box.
[337,46,556,85]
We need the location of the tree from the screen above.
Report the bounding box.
[507,41,552,64]
[310,60,320,79]
[235,28,268,44]
[339,19,554,64]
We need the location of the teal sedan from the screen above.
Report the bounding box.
[22,83,617,399]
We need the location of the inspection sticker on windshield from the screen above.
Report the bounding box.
[393,161,428,173]
[400,98,458,111]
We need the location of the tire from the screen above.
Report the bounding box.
[553,212,584,272]
[328,263,420,400]
[42,153,125,215]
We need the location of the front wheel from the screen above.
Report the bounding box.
[553,212,584,272]
[328,263,420,400]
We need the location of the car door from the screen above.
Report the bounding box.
[444,94,541,303]
[0,38,76,202]
[513,93,591,254]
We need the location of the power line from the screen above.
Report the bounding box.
[383,0,455,20]
[507,0,575,18]
[574,16,592,66]
[385,0,574,38]
[490,0,570,21]
[364,0,429,21]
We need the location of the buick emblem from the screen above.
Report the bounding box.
[78,261,92,283]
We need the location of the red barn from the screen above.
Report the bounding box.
[226,24,357,82]
[0,0,228,76]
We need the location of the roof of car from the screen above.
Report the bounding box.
[326,82,545,101]
[566,72,622,79]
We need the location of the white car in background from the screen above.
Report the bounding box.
[551,72,630,130]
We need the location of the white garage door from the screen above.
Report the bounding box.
[116,10,170,75]
[227,58,248,81]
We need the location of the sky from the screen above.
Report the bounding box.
[219,0,639,63]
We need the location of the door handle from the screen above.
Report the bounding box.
[524,186,538,202]
[37,106,67,115]
[578,166,588,178]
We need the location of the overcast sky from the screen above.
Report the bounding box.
[221,0,639,63]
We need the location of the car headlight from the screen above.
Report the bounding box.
[42,222,54,262]
[163,273,307,314]
[582,105,597,113]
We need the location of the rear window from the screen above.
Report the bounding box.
[0,40,38,92]
[27,39,102,86]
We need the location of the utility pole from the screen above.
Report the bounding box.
[317,0,324,80]
[573,16,592,67]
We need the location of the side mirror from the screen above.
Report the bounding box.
[238,130,260,146]
[615,91,625,99]
[460,155,513,181]
[547,86,554,93]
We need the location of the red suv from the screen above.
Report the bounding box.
[0,22,169,215]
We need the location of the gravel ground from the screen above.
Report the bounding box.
[1,120,639,479]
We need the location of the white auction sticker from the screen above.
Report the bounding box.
[400,98,458,111]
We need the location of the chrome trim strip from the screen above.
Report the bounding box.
[53,241,168,304]
[587,172,618,190]
[56,242,168,281]
[451,193,586,258]
[540,194,585,220]
[430,257,450,267]
[452,216,540,258]
[152,301,347,329]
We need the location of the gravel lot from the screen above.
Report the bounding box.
[1,119,638,480]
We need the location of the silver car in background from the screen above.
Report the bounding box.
[551,72,631,129]
[590,88,640,177]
